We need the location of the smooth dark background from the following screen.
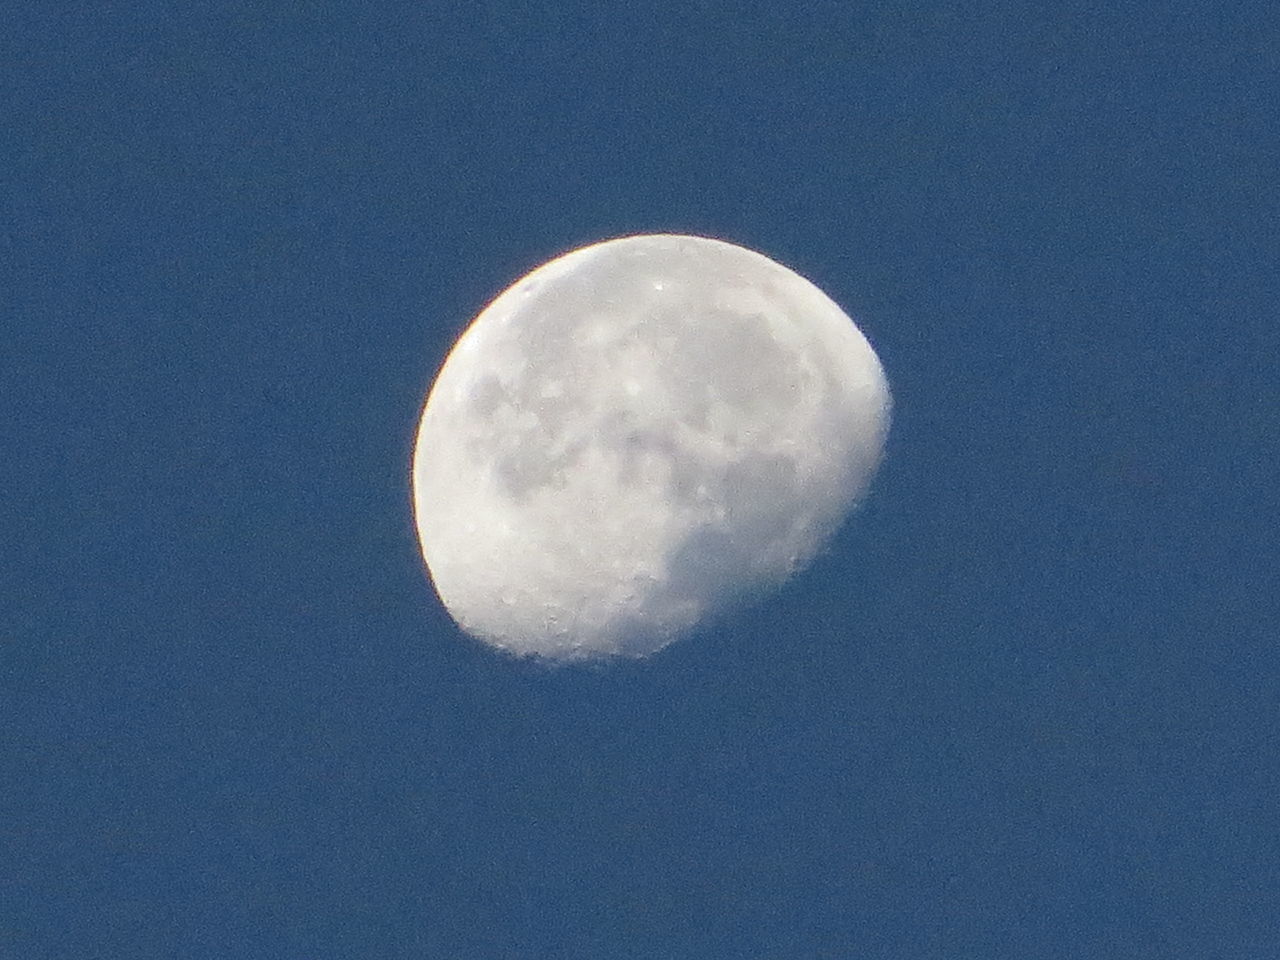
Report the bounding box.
[4,2,1277,957]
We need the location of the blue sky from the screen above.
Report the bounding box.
[4,2,1277,957]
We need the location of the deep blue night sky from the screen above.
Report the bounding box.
[4,2,1277,957]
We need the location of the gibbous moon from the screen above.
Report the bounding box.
[412,234,890,661]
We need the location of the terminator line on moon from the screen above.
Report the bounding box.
[412,234,891,661]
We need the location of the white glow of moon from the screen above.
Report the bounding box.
[412,234,890,661]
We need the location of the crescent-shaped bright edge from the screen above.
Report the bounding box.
[412,234,890,662]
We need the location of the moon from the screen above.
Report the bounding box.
[412,234,890,661]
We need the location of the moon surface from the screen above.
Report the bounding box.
[412,234,890,661]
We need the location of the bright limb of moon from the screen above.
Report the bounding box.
[412,234,890,661]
